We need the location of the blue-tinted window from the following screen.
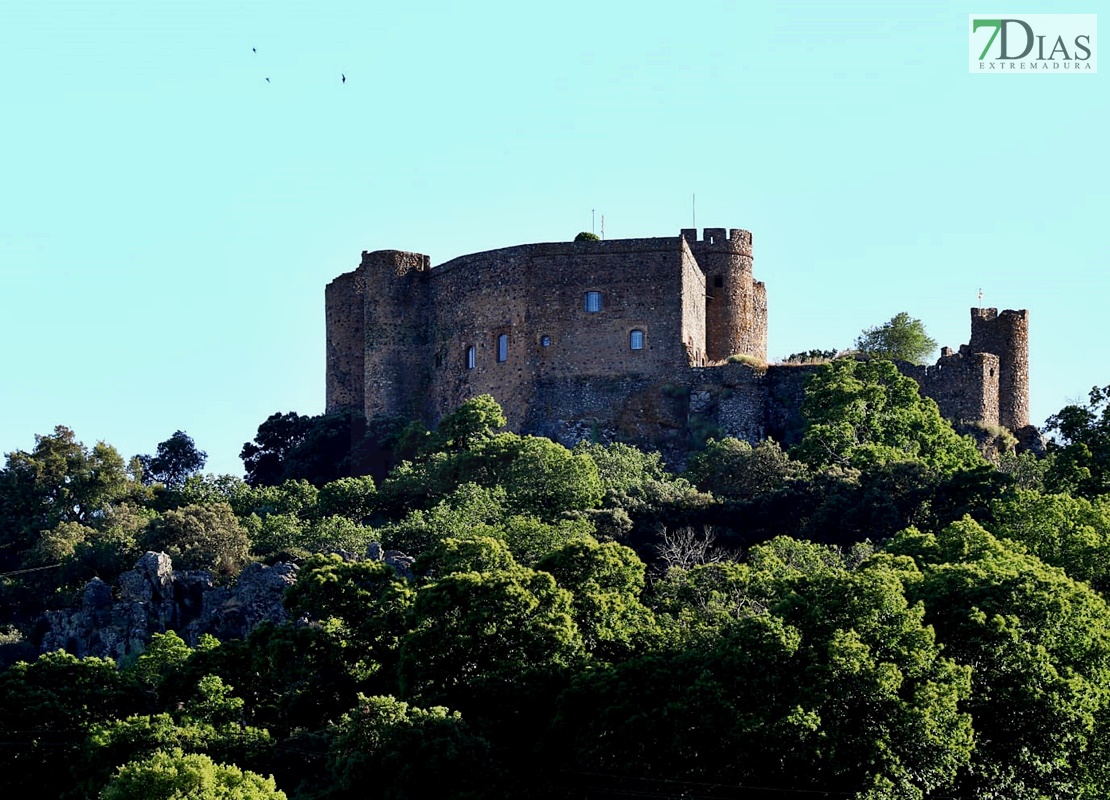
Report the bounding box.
[466,346,476,369]
[584,291,602,312]
[630,330,644,350]
[497,334,508,362]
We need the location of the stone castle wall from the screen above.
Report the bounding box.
[326,228,1030,460]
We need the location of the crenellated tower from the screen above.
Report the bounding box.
[681,227,767,362]
[968,308,1029,430]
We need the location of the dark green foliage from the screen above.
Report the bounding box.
[136,431,207,489]
[0,426,147,572]
[178,622,361,739]
[573,231,600,241]
[536,539,658,661]
[854,311,938,364]
[887,517,1110,797]
[783,348,838,363]
[1045,384,1110,497]
[685,438,806,500]
[0,650,144,798]
[241,409,373,488]
[794,358,984,473]
[284,555,415,688]
[399,568,583,711]
[555,554,973,797]
[324,695,491,800]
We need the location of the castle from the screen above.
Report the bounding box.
[326,228,1034,460]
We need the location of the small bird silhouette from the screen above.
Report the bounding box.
[341,73,346,83]
[252,47,256,53]
[265,77,270,83]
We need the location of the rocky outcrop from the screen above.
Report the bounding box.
[40,552,298,660]
[38,545,417,661]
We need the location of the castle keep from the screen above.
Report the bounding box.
[326,228,1033,460]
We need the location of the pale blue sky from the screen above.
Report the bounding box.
[1,1,1105,476]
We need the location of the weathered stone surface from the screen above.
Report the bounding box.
[37,544,418,661]
[39,553,296,660]
[326,228,1032,460]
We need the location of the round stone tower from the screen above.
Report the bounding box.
[968,308,1029,430]
[681,228,767,362]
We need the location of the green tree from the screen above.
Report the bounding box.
[99,750,285,800]
[137,431,207,489]
[284,554,415,687]
[854,311,938,364]
[0,650,144,798]
[887,517,1110,797]
[0,427,145,571]
[793,358,984,473]
[574,231,600,241]
[556,555,973,797]
[1044,384,1110,498]
[537,539,659,661]
[141,502,251,578]
[399,568,583,710]
[240,409,371,488]
[325,695,491,800]
[685,438,806,500]
[988,489,1110,591]
[316,475,377,521]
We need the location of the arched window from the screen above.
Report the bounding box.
[466,346,476,369]
[630,329,644,350]
[584,291,602,312]
[497,334,508,362]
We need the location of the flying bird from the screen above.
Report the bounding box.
[265,77,270,83]
[252,47,256,53]
[342,73,346,83]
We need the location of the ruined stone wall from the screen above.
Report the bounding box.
[901,350,1000,427]
[969,308,1029,430]
[325,270,365,411]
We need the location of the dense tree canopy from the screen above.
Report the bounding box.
[854,311,938,364]
[7,378,1110,798]
[793,358,984,473]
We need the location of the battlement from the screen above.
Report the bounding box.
[681,227,753,252]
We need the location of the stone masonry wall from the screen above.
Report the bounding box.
[901,350,1000,427]
[325,270,365,411]
[969,308,1029,430]
[325,230,1029,464]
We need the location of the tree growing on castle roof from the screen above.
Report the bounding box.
[854,312,938,365]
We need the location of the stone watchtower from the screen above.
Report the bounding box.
[681,228,767,362]
[325,249,433,422]
[968,308,1029,430]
